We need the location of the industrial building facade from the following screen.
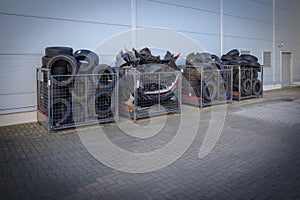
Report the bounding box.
[0,0,299,125]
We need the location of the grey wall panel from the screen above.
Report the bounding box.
[0,55,39,95]
[181,33,221,55]
[0,93,36,114]
[0,14,130,54]
[223,0,273,23]
[223,15,272,40]
[136,0,220,35]
[0,0,131,26]
[145,0,220,13]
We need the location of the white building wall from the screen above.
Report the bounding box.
[0,0,299,125]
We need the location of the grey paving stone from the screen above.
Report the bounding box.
[0,87,300,199]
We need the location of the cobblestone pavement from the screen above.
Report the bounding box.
[1,87,300,199]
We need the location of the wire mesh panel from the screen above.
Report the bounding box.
[36,68,51,130]
[181,65,233,107]
[36,67,118,131]
[232,65,263,101]
[119,68,181,120]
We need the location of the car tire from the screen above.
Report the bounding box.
[226,49,240,57]
[74,49,99,73]
[46,54,78,86]
[45,47,73,58]
[92,64,115,89]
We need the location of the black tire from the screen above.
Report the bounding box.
[245,68,252,79]
[242,78,252,95]
[45,47,73,58]
[183,67,201,80]
[222,60,231,65]
[69,77,93,101]
[246,61,260,68]
[203,80,217,101]
[221,55,233,61]
[74,49,99,72]
[72,100,86,123]
[252,79,262,96]
[212,61,223,70]
[203,63,218,80]
[218,80,227,100]
[42,56,51,67]
[186,52,205,65]
[47,54,78,86]
[241,54,258,62]
[226,49,240,57]
[232,55,243,60]
[51,85,71,99]
[231,60,248,65]
[92,64,115,89]
[252,69,258,79]
[52,98,72,126]
[94,90,112,116]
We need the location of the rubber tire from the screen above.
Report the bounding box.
[92,64,115,89]
[94,90,112,116]
[74,49,99,72]
[203,80,217,101]
[231,60,248,65]
[45,47,73,58]
[252,79,262,96]
[222,60,231,65]
[42,56,51,67]
[71,100,86,123]
[221,55,233,61]
[69,77,93,101]
[226,49,240,57]
[246,62,260,68]
[47,54,78,86]
[252,69,259,79]
[242,78,252,95]
[203,63,218,81]
[186,52,205,65]
[241,54,258,62]
[52,98,72,126]
[232,55,243,60]
[218,80,227,100]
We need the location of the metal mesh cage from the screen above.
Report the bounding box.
[231,65,263,101]
[119,68,181,120]
[36,68,118,130]
[181,64,233,107]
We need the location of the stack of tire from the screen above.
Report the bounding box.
[221,49,262,97]
[40,47,115,128]
[182,52,230,102]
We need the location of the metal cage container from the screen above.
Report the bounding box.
[118,68,181,120]
[36,68,118,131]
[181,65,233,107]
[231,65,263,101]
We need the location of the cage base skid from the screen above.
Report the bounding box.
[181,94,231,107]
[119,102,181,120]
[37,109,116,131]
[233,94,263,101]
